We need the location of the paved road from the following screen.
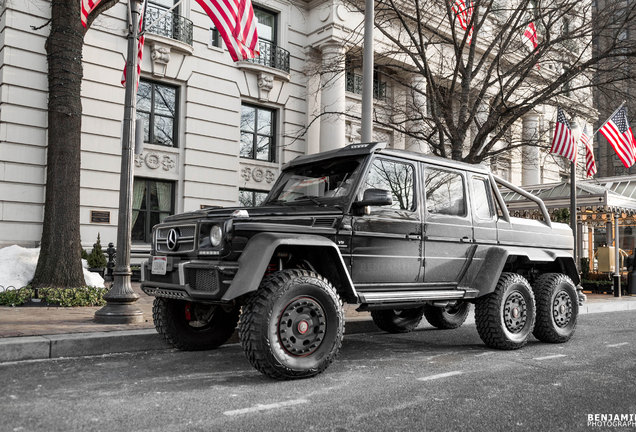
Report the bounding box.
[2,311,635,432]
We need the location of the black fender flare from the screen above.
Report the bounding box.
[466,246,580,297]
[221,232,357,302]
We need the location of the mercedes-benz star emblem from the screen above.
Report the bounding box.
[166,228,179,251]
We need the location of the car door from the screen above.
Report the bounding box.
[351,156,422,287]
[422,164,473,284]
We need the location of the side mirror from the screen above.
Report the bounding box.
[355,188,393,207]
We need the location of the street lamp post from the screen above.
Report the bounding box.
[95,0,144,324]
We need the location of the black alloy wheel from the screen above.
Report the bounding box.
[152,298,239,350]
[475,272,536,350]
[532,273,579,343]
[239,269,344,380]
[423,302,470,330]
[371,307,426,333]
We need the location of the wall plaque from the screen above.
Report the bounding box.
[90,210,111,224]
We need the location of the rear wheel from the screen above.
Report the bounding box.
[423,302,470,330]
[532,273,578,343]
[152,298,239,351]
[239,269,344,380]
[475,272,536,350]
[371,307,425,333]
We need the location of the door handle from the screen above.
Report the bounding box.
[406,233,421,241]
[460,236,472,243]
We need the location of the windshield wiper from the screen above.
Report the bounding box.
[292,196,323,206]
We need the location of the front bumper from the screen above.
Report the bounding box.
[140,257,238,303]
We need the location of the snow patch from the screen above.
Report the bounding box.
[0,246,105,291]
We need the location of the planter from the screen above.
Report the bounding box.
[89,268,105,278]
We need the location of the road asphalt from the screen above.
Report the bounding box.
[0,286,635,363]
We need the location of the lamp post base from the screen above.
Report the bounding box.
[95,302,144,324]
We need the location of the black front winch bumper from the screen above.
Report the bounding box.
[140,257,238,303]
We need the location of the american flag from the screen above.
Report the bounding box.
[550,107,576,163]
[81,0,104,28]
[523,22,538,50]
[195,0,259,61]
[451,0,474,44]
[121,0,147,89]
[599,106,636,168]
[580,127,597,177]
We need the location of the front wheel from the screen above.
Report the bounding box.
[475,272,536,350]
[532,273,578,343]
[152,298,239,350]
[239,269,344,380]
[423,302,470,330]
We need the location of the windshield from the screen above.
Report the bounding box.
[265,157,363,204]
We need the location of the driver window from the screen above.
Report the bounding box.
[362,159,415,211]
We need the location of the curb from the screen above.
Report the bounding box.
[0,319,379,364]
[1,301,634,364]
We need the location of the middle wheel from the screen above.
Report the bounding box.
[475,272,536,350]
[371,307,425,333]
[239,269,344,380]
[423,302,470,329]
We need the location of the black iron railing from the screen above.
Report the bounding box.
[145,4,193,46]
[245,40,290,73]
[345,71,387,101]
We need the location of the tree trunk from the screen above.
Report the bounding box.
[32,0,85,289]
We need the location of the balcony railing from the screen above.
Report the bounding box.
[145,4,193,46]
[245,40,290,73]
[345,72,387,101]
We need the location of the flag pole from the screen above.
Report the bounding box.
[361,0,374,142]
[591,100,626,137]
[570,159,578,271]
[95,0,143,324]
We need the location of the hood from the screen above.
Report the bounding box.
[163,204,345,222]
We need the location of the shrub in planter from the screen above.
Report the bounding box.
[87,233,108,276]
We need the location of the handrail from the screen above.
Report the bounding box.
[494,174,552,227]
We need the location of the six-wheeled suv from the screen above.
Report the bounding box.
[141,142,583,379]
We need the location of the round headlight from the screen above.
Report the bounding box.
[209,225,223,247]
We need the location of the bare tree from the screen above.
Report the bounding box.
[303,0,636,165]
[31,0,118,289]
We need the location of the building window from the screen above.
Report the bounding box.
[254,6,277,43]
[132,178,175,243]
[239,189,268,207]
[137,80,178,147]
[345,57,387,101]
[210,26,222,48]
[146,0,193,45]
[240,104,276,162]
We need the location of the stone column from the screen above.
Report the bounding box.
[319,43,346,152]
[305,50,322,155]
[405,76,428,154]
[521,112,541,185]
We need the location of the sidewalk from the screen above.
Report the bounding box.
[0,285,635,363]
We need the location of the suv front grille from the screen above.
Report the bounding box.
[156,225,197,253]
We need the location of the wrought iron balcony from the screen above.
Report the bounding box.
[346,71,387,101]
[245,40,290,73]
[145,4,193,46]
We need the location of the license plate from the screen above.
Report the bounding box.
[151,256,167,275]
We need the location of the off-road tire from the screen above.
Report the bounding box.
[238,269,344,380]
[423,302,470,330]
[532,273,578,343]
[475,272,536,350]
[371,307,425,333]
[152,298,239,351]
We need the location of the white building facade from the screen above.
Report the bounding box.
[0,0,594,254]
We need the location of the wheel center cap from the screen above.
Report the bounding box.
[512,308,520,318]
[559,305,566,314]
[297,320,309,335]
